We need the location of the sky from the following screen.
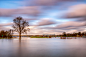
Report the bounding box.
[0,0,86,35]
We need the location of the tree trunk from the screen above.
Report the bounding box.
[19,33,21,40]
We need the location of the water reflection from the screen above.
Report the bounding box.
[0,37,86,57]
[60,37,77,39]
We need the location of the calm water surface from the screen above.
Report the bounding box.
[0,37,86,57]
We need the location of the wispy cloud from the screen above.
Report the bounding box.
[62,4,86,20]
[0,6,41,17]
[40,21,85,30]
[36,18,57,26]
[0,22,13,26]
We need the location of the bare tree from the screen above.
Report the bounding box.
[7,29,14,38]
[12,16,30,39]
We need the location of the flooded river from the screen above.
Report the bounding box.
[0,37,86,57]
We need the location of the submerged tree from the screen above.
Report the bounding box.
[63,32,66,37]
[12,16,30,39]
[7,29,14,38]
[0,30,13,38]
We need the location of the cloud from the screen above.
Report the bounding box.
[0,26,11,31]
[0,1,85,17]
[62,4,86,20]
[16,6,41,16]
[76,27,85,32]
[0,22,14,30]
[25,0,83,6]
[24,28,62,35]
[40,21,85,30]
[0,6,41,17]
[56,21,85,29]
[11,26,86,35]
[0,22,13,26]
[21,18,38,21]
[1,21,84,35]
[0,8,16,17]
[55,21,85,29]
[36,18,57,26]
[30,0,58,6]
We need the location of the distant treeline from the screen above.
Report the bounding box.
[58,32,86,37]
[31,32,86,37]
[13,32,86,38]
[0,30,13,38]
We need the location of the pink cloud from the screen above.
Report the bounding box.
[0,6,41,17]
[63,4,86,19]
[36,18,57,26]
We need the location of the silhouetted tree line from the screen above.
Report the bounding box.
[58,32,86,37]
[0,29,13,38]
